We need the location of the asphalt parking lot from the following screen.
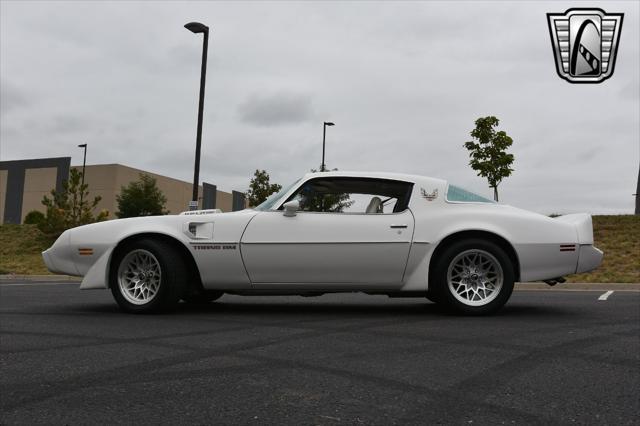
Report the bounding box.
[1,281,638,425]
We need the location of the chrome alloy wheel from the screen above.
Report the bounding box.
[447,249,503,307]
[117,249,162,305]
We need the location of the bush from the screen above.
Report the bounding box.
[24,210,45,226]
[116,174,168,218]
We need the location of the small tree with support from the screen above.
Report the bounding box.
[40,168,108,237]
[464,116,515,202]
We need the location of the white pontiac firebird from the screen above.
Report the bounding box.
[42,171,603,315]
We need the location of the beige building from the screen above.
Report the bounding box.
[0,158,246,224]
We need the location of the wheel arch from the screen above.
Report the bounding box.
[108,232,203,293]
[429,230,521,282]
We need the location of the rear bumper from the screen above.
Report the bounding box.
[576,245,603,274]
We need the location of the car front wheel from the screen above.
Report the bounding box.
[432,239,515,315]
[110,239,186,313]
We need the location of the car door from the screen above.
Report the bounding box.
[240,176,415,287]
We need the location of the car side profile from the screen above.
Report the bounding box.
[42,171,603,315]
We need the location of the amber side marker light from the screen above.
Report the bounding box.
[78,248,94,256]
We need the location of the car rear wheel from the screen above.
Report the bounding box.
[432,239,514,315]
[110,239,186,313]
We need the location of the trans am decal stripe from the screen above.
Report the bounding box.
[239,241,410,245]
[189,242,237,251]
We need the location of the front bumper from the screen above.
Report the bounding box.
[42,248,78,275]
[42,249,61,274]
[41,231,80,276]
[576,245,604,274]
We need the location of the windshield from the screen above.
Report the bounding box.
[253,178,302,211]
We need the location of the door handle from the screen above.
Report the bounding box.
[390,224,408,229]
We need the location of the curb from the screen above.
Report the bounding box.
[0,274,81,282]
[0,275,638,290]
[515,282,640,291]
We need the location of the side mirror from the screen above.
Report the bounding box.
[282,200,299,217]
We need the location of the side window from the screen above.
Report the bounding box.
[446,185,494,203]
[284,177,413,214]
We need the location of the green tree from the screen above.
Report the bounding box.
[305,166,354,212]
[463,116,515,202]
[246,169,282,207]
[40,168,108,236]
[116,174,168,218]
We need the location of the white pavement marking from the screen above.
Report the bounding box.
[598,290,614,301]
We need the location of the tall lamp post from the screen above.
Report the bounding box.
[321,121,335,172]
[78,143,87,205]
[185,21,209,210]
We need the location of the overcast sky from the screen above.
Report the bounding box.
[1,1,638,214]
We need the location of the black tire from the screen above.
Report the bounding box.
[425,290,441,304]
[110,239,187,314]
[182,290,223,304]
[431,238,515,315]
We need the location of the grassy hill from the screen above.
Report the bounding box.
[566,215,639,283]
[0,224,55,275]
[1,215,638,282]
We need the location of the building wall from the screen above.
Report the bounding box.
[21,168,58,222]
[78,164,199,216]
[0,157,70,224]
[70,164,241,217]
[69,164,118,217]
[0,170,7,223]
[0,158,246,224]
[216,190,233,213]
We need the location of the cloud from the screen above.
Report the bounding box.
[0,1,638,214]
[619,79,640,101]
[48,114,96,134]
[0,80,30,116]
[237,91,314,127]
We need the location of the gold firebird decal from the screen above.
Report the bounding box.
[421,188,438,201]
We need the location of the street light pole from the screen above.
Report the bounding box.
[321,121,335,172]
[185,21,209,209]
[78,143,87,206]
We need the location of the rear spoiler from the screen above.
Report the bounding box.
[554,213,594,245]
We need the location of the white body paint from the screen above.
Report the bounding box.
[42,171,603,293]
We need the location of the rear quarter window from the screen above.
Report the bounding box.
[446,185,494,203]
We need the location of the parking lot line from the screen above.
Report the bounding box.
[598,290,614,301]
